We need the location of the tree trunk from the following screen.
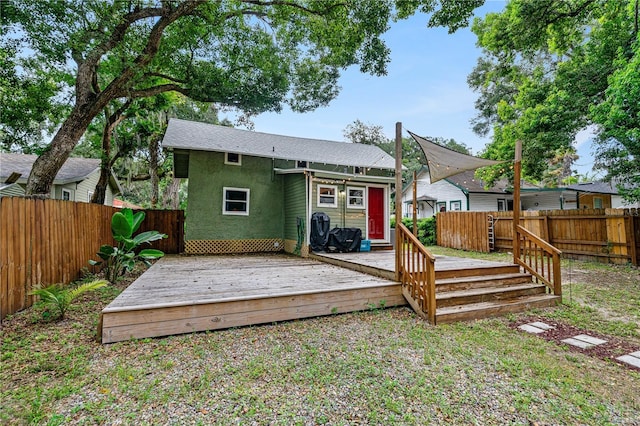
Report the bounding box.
[162,175,181,209]
[149,136,160,208]
[92,104,129,204]
[26,106,102,196]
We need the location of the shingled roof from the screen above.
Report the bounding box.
[162,118,396,170]
[0,153,101,184]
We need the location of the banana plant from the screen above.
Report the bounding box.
[90,208,167,283]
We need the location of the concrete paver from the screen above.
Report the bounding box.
[616,355,640,369]
[561,337,596,349]
[572,334,608,346]
[518,324,548,334]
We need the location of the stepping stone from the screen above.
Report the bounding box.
[572,334,607,346]
[519,324,548,334]
[561,334,608,349]
[528,321,555,331]
[561,337,595,349]
[616,354,640,369]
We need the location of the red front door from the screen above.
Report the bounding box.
[368,187,385,240]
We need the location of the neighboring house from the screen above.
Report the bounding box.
[402,167,634,216]
[162,118,396,255]
[401,168,538,217]
[0,153,122,205]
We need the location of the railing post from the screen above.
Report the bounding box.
[513,140,522,265]
[395,122,403,282]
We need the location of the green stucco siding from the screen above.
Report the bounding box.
[185,151,285,240]
[283,174,306,241]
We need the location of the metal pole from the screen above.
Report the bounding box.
[395,122,403,281]
[513,140,522,264]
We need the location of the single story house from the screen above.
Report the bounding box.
[402,167,633,217]
[162,118,396,256]
[401,168,539,217]
[0,153,122,205]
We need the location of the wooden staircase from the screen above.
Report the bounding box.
[396,222,562,325]
[433,264,560,323]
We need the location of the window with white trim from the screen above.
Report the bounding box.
[88,191,94,202]
[223,187,250,215]
[317,184,337,208]
[347,187,365,209]
[225,152,242,165]
[62,189,71,201]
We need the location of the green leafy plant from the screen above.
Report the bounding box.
[90,208,167,283]
[29,280,108,320]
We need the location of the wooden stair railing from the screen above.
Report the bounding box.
[515,225,562,296]
[396,223,437,324]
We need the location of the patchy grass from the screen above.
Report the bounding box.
[1,255,639,425]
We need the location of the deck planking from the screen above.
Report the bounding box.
[100,254,405,343]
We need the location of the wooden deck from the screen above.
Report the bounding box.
[100,254,406,344]
[310,250,515,280]
[100,251,559,343]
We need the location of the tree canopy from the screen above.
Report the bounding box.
[469,0,640,202]
[1,0,485,197]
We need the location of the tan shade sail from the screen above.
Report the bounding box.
[408,130,503,183]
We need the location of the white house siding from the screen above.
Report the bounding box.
[0,183,26,197]
[468,194,504,211]
[522,191,564,210]
[52,171,114,205]
[402,174,466,217]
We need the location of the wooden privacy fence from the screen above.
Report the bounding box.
[437,209,639,266]
[0,197,185,320]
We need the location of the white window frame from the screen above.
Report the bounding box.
[62,189,71,201]
[497,199,506,211]
[450,200,462,211]
[347,186,365,209]
[222,187,250,216]
[317,184,338,208]
[225,152,242,166]
[88,191,94,202]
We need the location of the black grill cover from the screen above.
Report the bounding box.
[325,228,362,253]
[310,212,331,252]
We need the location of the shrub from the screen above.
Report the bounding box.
[29,279,108,320]
[90,208,167,283]
[392,216,437,246]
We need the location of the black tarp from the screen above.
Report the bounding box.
[310,212,330,252]
[325,228,362,253]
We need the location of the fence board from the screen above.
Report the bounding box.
[0,198,184,319]
[437,208,638,266]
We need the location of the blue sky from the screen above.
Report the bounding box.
[244,1,598,177]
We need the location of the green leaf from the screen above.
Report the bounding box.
[133,231,167,246]
[131,211,145,233]
[138,249,165,259]
[111,212,132,239]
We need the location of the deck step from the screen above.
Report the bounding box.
[436,272,533,292]
[435,294,561,324]
[436,283,547,307]
[435,264,520,280]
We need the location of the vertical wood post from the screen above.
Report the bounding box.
[513,140,522,264]
[412,170,418,235]
[395,122,403,281]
